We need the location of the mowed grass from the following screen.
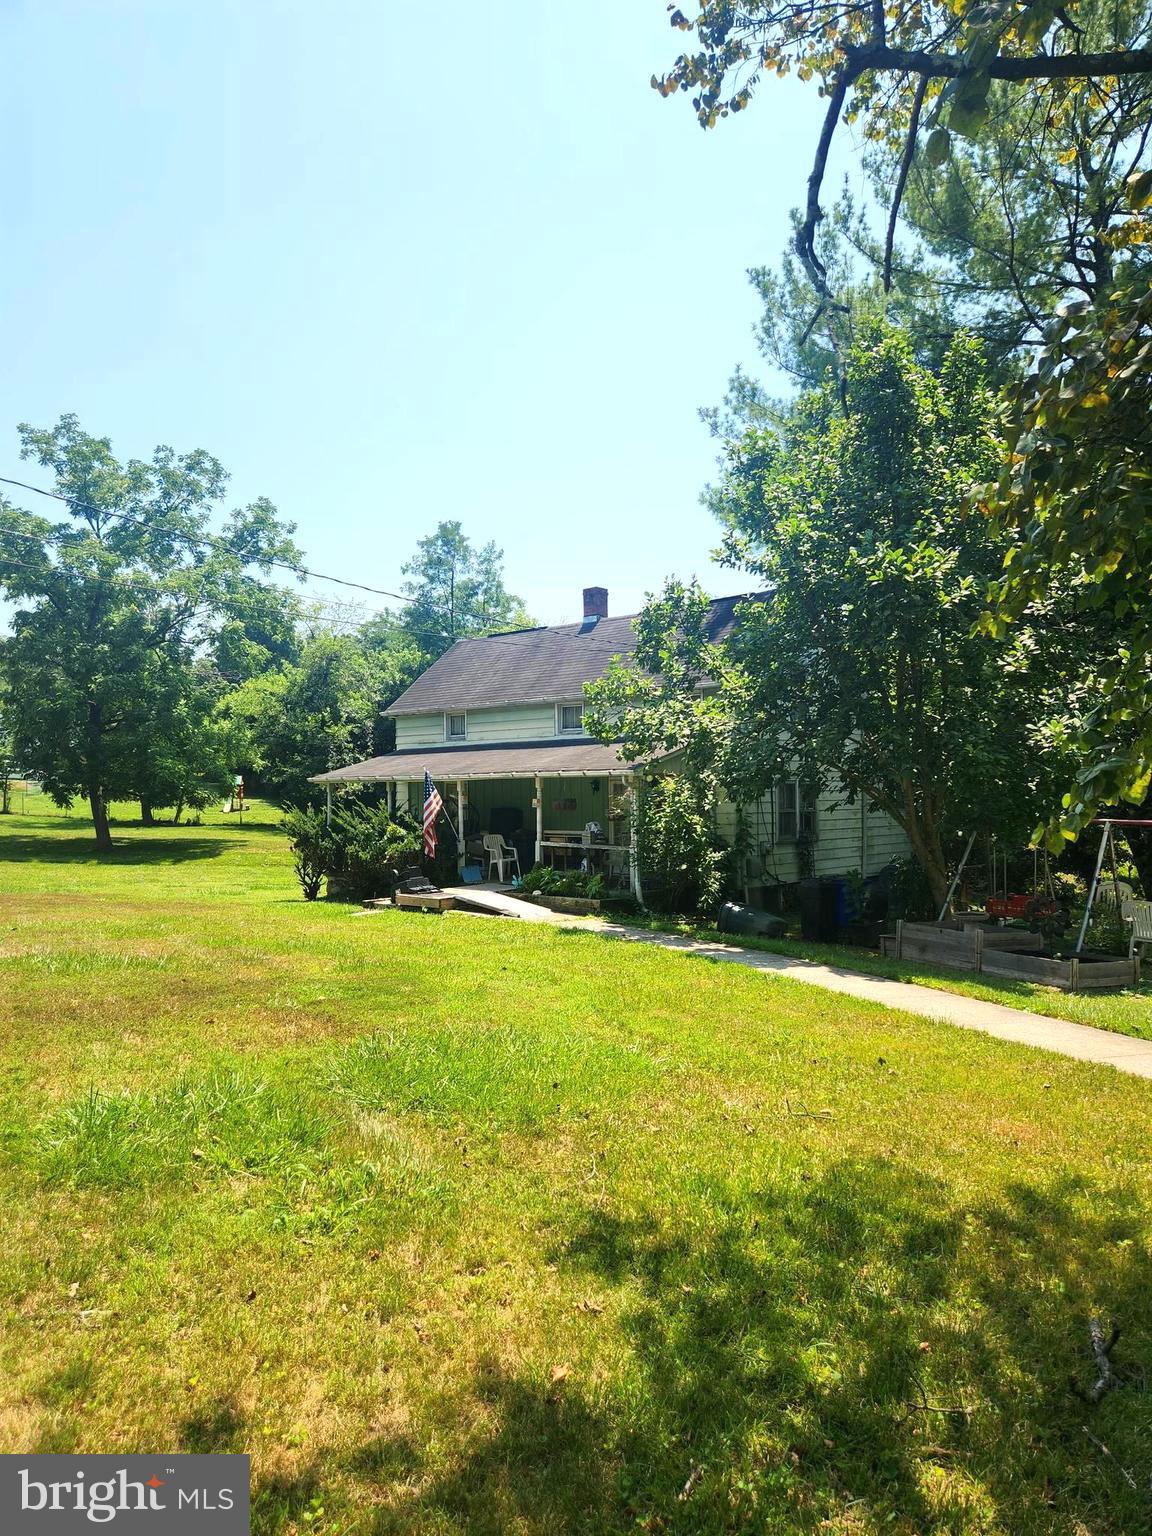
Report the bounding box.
[1,804,1151,1534]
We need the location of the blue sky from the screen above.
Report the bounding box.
[0,1,850,627]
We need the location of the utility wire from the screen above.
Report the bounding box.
[0,472,605,651]
[0,474,414,604]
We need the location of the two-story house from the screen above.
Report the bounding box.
[311,586,908,902]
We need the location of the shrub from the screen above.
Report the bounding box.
[635,774,728,915]
[519,866,606,900]
[1085,902,1129,957]
[327,803,421,900]
[282,805,329,900]
[282,801,421,901]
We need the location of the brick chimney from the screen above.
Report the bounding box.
[582,586,608,621]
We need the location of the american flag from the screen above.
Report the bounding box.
[423,770,444,857]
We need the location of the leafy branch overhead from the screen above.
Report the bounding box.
[979,267,1152,844]
[654,1,1152,300]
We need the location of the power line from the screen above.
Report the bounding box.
[0,474,415,605]
[0,472,607,651]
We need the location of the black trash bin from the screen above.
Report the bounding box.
[798,876,839,942]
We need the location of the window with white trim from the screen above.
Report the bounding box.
[776,780,817,841]
[445,712,467,741]
[557,702,584,734]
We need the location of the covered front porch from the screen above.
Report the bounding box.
[312,740,638,894]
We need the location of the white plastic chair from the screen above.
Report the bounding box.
[1099,877,1137,910]
[1121,899,1152,960]
[482,834,521,883]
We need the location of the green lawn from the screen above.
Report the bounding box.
[1,802,1150,1534]
[632,917,1152,1044]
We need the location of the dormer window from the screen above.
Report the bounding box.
[445,712,467,741]
[557,702,584,734]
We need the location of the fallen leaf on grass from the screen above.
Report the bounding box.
[550,1363,570,1384]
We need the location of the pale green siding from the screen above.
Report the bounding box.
[715,786,909,893]
[389,697,907,889]
[394,701,583,749]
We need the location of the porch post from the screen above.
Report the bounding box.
[455,778,466,874]
[534,775,543,868]
[629,774,643,907]
[325,784,332,829]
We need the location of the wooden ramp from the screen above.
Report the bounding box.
[440,886,568,923]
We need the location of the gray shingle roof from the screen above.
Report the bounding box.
[385,593,759,715]
[311,740,636,783]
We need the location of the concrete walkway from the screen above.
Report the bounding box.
[594,924,1152,1080]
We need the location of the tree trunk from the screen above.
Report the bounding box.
[89,786,112,852]
[85,698,111,850]
[140,798,155,825]
[909,836,950,911]
[0,778,10,815]
[901,797,951,912]
[172,796,185,826]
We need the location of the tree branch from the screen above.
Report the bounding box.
[844,42,1152,81]
[883,74,928,292]
[796,73,854,304]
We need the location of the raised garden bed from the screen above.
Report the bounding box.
[979,947,1139,991]
[888,921,1138,992]
[526,893,601,916]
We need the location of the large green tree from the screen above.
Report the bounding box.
[225,631,388,804]
[589,327,1077,904]
[398,521,531,657]
[222,522,525,804]
[657,3,1152,844]
[0,416,299,848]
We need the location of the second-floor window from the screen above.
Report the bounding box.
[445,712,467,741]
[557,702,584,734]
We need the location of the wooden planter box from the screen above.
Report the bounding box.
[980,948,1139,991]
[888,921,1137,992]
[894,922,1044,964]
[527,893,601,916]
[395,890,456,913]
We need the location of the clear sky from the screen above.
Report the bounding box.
[0,1,849,628]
